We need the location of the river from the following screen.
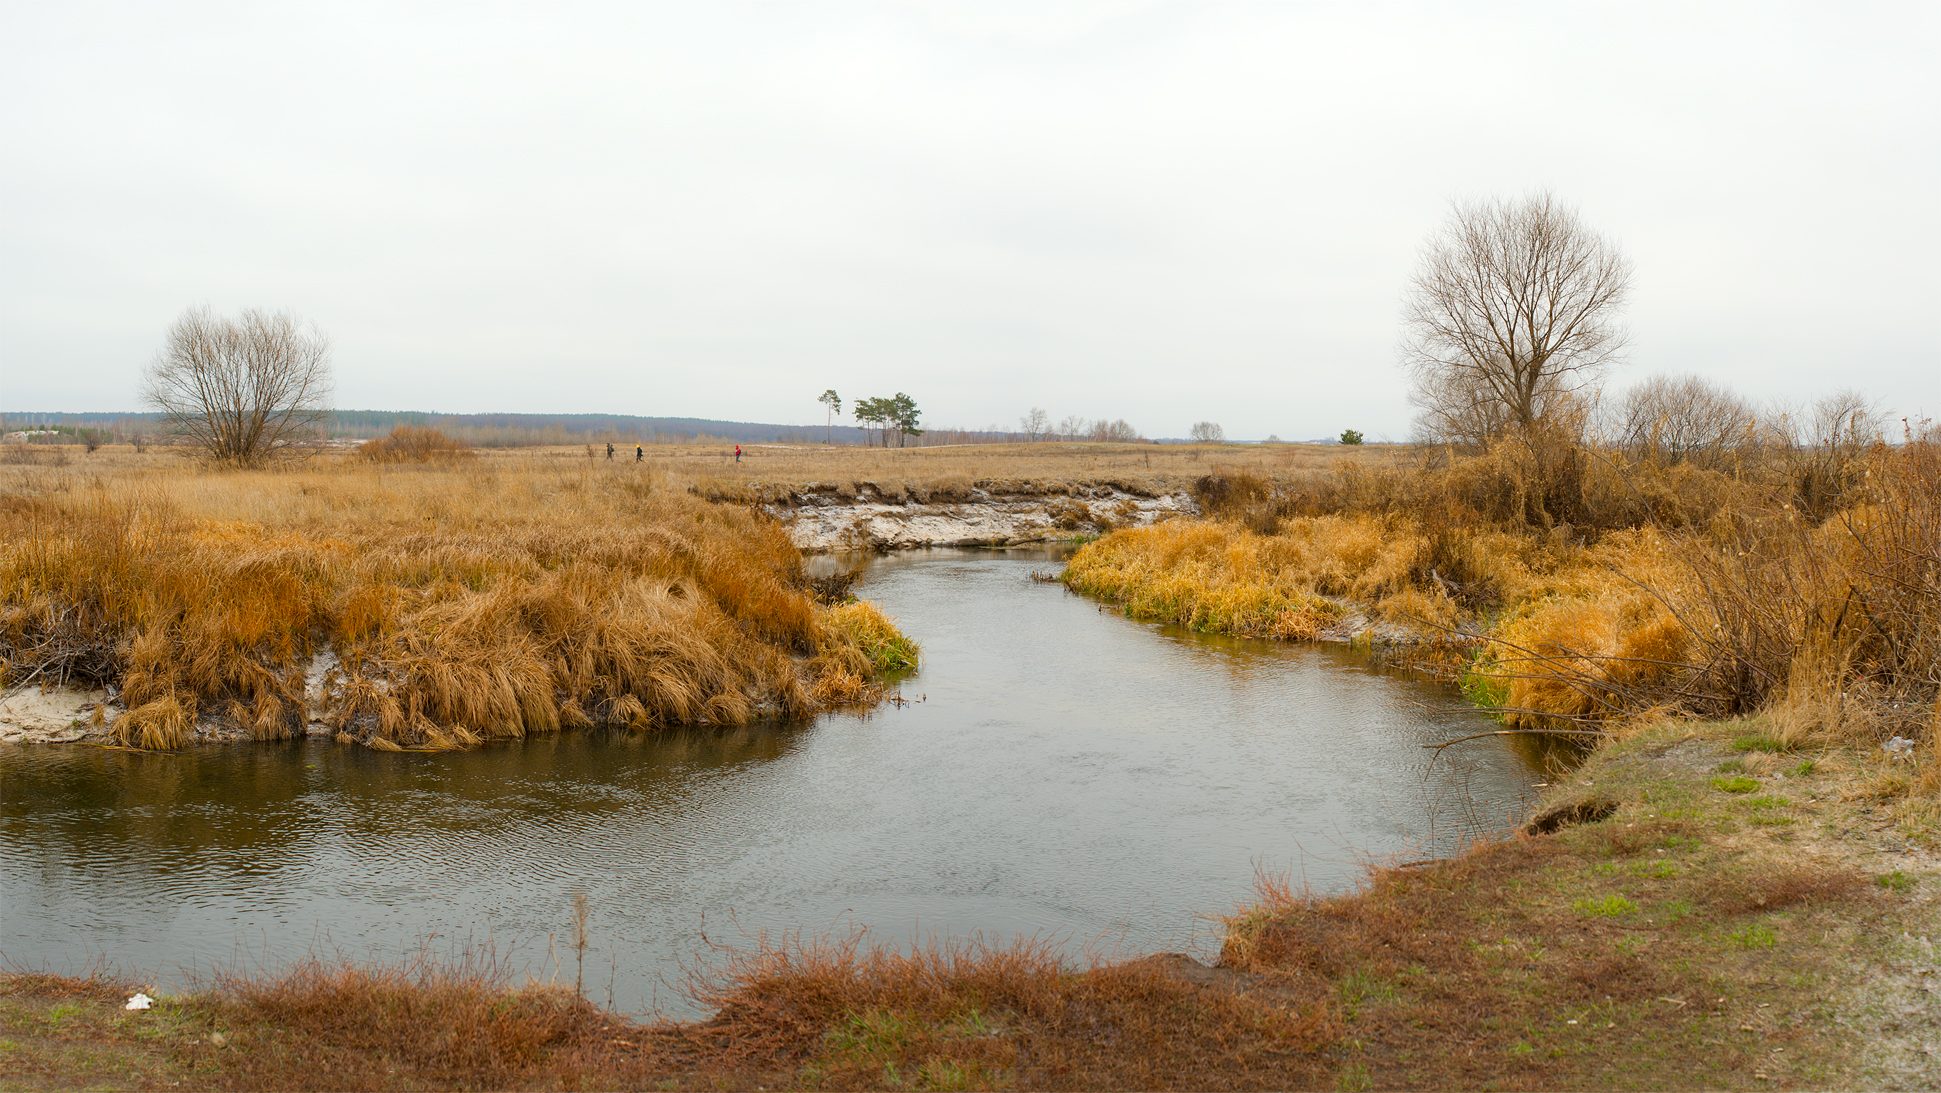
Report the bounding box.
[0,547,1554,1014]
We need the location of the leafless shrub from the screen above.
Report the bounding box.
[1615,374,1758,471]
[359,425,473,463]
[1764,390,1886,521]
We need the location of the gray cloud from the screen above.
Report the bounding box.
[2,1,1935,439]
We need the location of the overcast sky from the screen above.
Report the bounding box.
[2,1,1935,440]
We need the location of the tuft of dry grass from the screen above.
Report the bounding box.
[194,950,604,1089]
[822,600,920,675]
[659,927,1340,1090]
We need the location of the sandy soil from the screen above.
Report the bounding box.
[0,684,116,744]
[769,484,1199,552]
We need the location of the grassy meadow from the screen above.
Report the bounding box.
[643,435,1400,504]
[0,443,921,751]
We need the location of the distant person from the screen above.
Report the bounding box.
[734,444,742,463]
[636,445,643,462]
[605,443,614,460]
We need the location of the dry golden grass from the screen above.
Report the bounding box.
[0,449,913,749]
[651,437,1395,484]
[1063,436,1941,757]
[1059,519,1349,639]
[655,438,1401,506]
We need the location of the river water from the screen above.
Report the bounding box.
[0,548,1555,1014]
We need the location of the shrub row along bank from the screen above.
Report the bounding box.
[0,461,914,749]
[1063,434,1941,758]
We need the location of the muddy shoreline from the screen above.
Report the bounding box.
[762,481,1201,552]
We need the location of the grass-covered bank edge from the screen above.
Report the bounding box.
[0,459,923,752]
[7,719,1937,1091]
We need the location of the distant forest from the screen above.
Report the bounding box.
[3,410,1319,447]
[1,410,875,447]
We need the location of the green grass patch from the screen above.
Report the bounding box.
[1652,898,1697,923]
[1730,924,1778,950]
[1732,732,1789,753]
[1877,870,1917,893]
[1338,971,1399,1008]
[1460,669,1510,711]
[1573,894,1639,918]
[824,1007,918,1065]
[1712,776,1759,794]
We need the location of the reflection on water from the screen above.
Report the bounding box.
[1,548,1553,1014]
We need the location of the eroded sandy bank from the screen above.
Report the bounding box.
[768,482,1200,551]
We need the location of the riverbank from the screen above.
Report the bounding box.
[0,455,918,751]
[6,716,1934,1090]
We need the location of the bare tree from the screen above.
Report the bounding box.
[1056,414,1087,442]
[1020,407,1050,442]
[142,306,333,465]
[1403,192,1633,445]
[1188,421,1225,444]
[1089,418,1143,442]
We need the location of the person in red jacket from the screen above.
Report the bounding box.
[734,444,742,463]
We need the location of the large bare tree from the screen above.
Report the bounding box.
[1402,192,1633,444]
[142,306,333,465]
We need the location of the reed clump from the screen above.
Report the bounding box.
[0,458,913,749]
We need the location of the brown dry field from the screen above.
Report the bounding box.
[531,438,1405,492]
[5,438,1404,490]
